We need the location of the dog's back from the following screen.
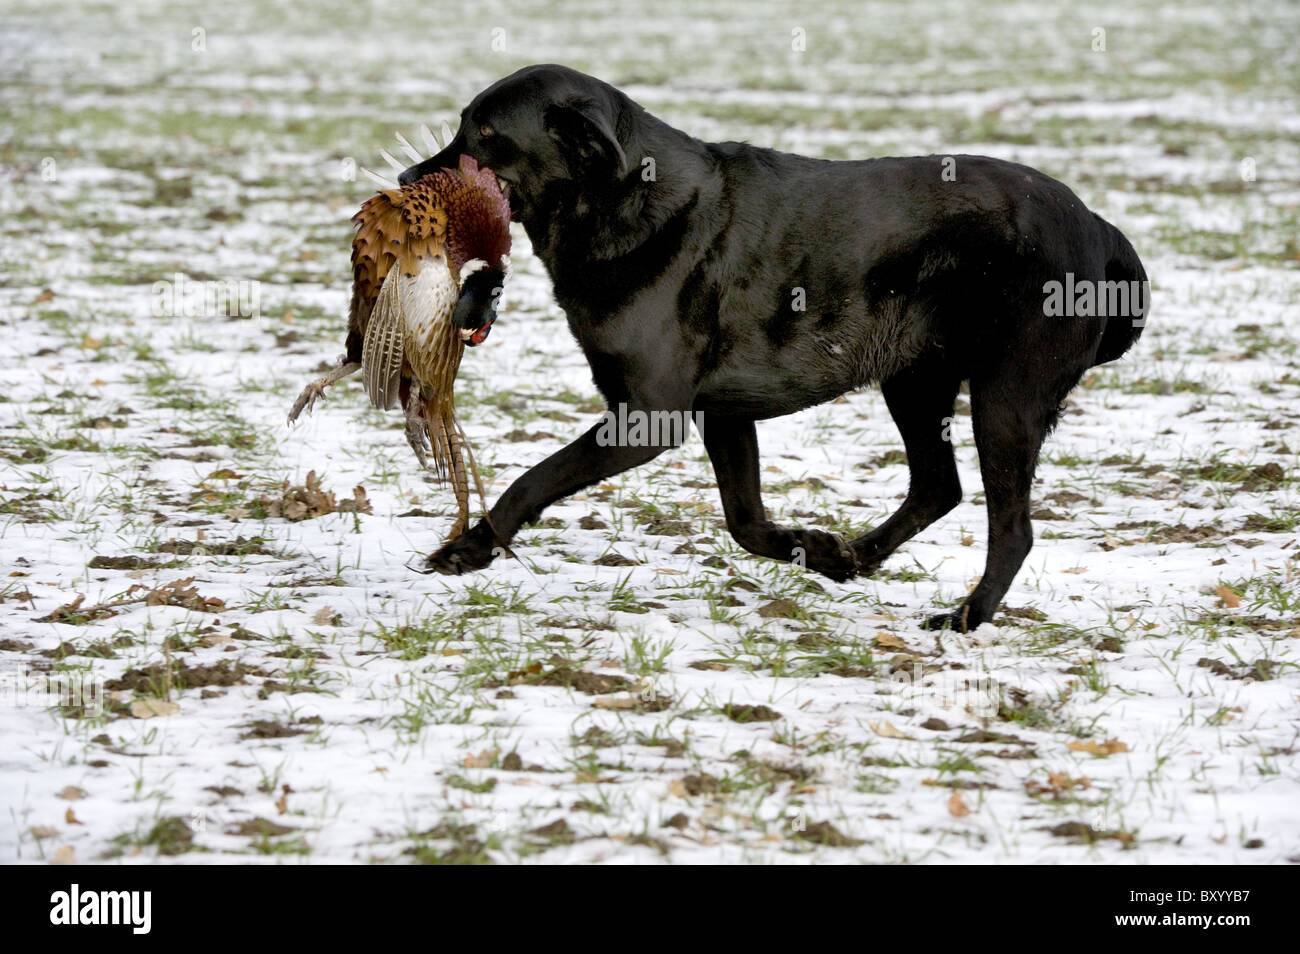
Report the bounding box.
[690,148,1147,414]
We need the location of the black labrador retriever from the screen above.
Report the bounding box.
[399,64,1149,631]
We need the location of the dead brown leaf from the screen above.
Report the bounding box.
[1215,585,1242,608]
[875,632,909,651]
[50,845,76,865]
[1068,737,1130,757]
[868,721,912,739]
[130,699,180,719]
[462,748,499,768]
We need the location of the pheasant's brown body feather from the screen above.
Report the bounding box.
[293,154,510,543]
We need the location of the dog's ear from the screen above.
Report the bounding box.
[543,98,627,179]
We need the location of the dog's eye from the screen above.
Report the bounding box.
[478,123,495,139]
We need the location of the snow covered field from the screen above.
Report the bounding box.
[1,0,1297,863]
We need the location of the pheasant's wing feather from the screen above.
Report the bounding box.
[361,269,405,410]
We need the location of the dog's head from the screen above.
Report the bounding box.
[398,64,629,227]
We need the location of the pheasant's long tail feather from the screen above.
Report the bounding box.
[418,387,496,546]
[455,418,498,540]
[361,271,406,410]
[442,417,471,543]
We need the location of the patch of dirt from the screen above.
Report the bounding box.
[862,450,908,468]
[757,598,801,619]
[155,535,272,556]
[88,555,160,570]
[1241,514,1293,533]
[105,660,265,693]
[1114,521,1224,544]
[1043,821,1135,846]
[496,663,633,695]
[745,758,815,785]
[982,747,1039,759]
[240,719,307,740]
[527,819,575,844]
[256,679,321,698]
[0,588,36,607]
[680,773,720,795]
[226,818,296,836]
[795,820,863,847]
[1242,462,1286,490]
[593,552,640,567]
[1044,490,1093,505]
[640,513,693,536]
[954,729,1029,745]
[1197,656,1278,681]
[204,785,243,798]
[722,703,781,723]
[500,752,545,772]
[1151,524,1224,544]
[1000,605,1048,622]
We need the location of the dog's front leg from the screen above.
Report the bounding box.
[423,399,691,574]
[701,413,859,582]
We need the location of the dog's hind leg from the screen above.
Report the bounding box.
[850,364,963,574]
[921,368,1069,632]
[701,414,859,582]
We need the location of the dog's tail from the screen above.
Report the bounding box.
[1092,216,1150,366]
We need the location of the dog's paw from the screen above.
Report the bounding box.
[801,531,860,583]
[422,523,498,575]
[920,607,980,632]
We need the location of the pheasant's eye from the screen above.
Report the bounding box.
[478,123,495,139]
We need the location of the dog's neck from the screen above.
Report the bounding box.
[523,108,715,272]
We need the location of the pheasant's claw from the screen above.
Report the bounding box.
[403,390,433,469]
[404,419,432,469]
[286,361,361,426]
[286,380,328,425]
[405,428,431,473]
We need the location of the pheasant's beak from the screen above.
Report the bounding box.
[460,323,494,347]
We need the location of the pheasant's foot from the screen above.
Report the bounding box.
[286,361,360,425]
[404,387,432,469]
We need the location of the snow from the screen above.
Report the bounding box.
[0,0,1297,864]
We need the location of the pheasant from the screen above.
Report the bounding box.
[288,130,511,541]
